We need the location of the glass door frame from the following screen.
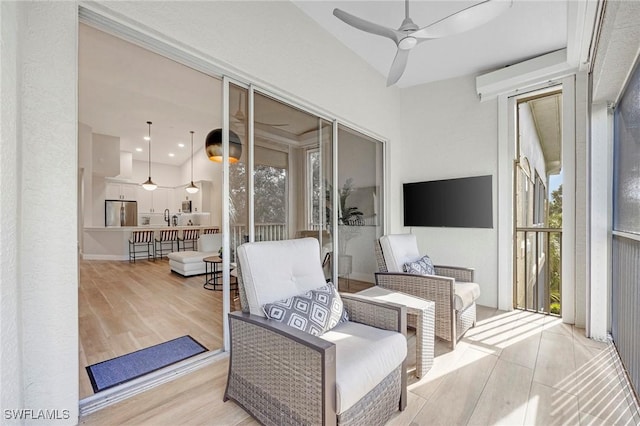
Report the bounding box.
[221,80,347,349]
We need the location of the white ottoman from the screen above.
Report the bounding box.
[168,251,216,276]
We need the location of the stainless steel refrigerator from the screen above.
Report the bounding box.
[105,200,138,227]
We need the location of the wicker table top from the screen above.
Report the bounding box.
[356,286,434,312]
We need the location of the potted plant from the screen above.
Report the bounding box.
[325,179,364,280]
[338,178,364,225]
[325,178,364,226]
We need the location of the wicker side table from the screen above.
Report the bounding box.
[356,286,435,378]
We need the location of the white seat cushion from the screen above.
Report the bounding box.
[236,238,328,317]
[454,282,481,311]
[320,321,407,414]
[167,251,216,264]
[380,234,421,272]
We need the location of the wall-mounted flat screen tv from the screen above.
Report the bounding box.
[403,175,493,228]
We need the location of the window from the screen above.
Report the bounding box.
[307,149,321,228]
[254,164,287,224]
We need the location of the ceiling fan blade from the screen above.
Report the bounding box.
[333,8,401,43]
[387,49,410,87]
[411,0,512,39]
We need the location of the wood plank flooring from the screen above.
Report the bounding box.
[80,305,640,425]
[79,258,241,399]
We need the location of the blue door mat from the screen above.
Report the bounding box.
[86,335,207,393]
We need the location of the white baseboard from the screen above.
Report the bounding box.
[346,272,374,284]
[82,254,128,261]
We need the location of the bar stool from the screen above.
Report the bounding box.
[128,230,155,263]
[179,229,200,251]
[155,229,179,259]
[203,227,220,234]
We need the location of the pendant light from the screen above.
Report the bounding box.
[141,121,157,191]
[185,131,199,194]
[205,129,242,163]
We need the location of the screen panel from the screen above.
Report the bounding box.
[613,61,640,235]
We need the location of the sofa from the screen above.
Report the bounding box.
[168,234,221,276]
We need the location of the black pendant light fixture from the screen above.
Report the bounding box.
[185,131,199,194]
[205,129,242,163]
[141,121,157,191]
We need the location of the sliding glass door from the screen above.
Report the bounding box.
[220,81,386,349]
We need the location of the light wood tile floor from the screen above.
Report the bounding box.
[80,305,640,425]
[79,258,241,399]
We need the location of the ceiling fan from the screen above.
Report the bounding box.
[232,92,288,128]
[333,0,512,86]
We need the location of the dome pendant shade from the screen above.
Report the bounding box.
[186,181,199,194]
[142,177,157,191]
[186,131,199,194]
[205,129,242,163]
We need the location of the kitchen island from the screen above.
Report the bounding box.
[82,226,218,261]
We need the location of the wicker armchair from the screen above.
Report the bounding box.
[225,238,407,426]
[375,234,480,349]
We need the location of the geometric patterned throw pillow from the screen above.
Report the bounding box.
[262,282,349,336]
[403,255,436,276]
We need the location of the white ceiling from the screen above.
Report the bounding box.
[79,24,319,167]
[293,0,569,88]
[79,24,222,167]
[79,1,571,167]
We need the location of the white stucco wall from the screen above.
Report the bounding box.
[0,1,79,424]
[396,75,499,308]
[1,0,24,417]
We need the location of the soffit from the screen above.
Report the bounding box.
[529,93,562,175]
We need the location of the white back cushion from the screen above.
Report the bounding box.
[380,234,421,272]
[199,234,222,252]
[237,238,327,317]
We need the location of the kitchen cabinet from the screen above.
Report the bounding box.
[184,188,202,212]
[106,182,138,200]
[137,186,170,213]
[176,181,212,212]
[153,188,170,212]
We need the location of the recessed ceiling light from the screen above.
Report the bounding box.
[168,153,175,157]
[135,148,143,152]
[178,143,185,148]
[144,136,151,141]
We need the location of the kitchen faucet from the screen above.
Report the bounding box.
[164,209,170,226]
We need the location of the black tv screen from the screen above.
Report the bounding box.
[403,175,493,228]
